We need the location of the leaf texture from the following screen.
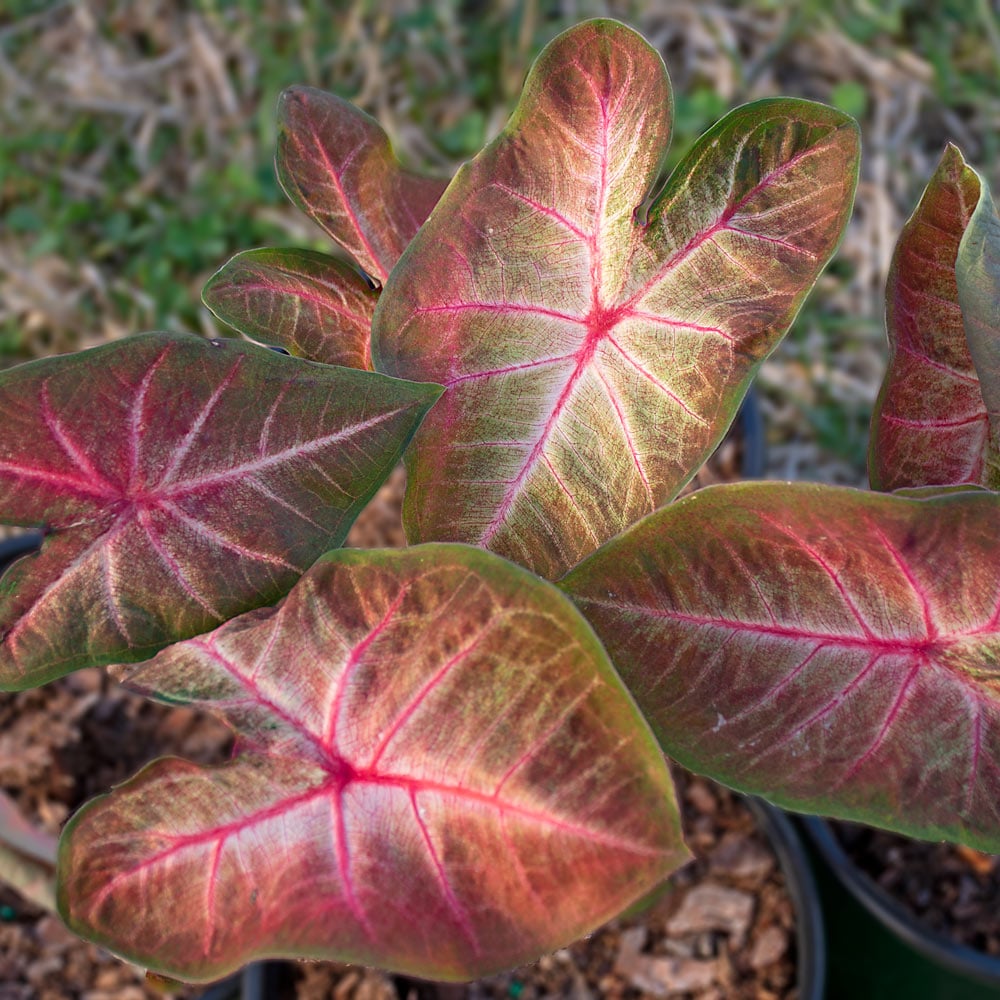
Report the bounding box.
[0,333,441,688]
[373,18,860,579]
[562,482,1000,850]
[276,87,447,285]
[59,544,687,982]
[203,249,378,369]
[870,145,990,490]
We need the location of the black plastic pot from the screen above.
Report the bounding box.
[747,798,826,1000]
[738,386,766,480]
[198,961,291,1000]
[802,816,1000,998]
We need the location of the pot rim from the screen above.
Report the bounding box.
[802,815,1000,986]
[747,798,826,1000]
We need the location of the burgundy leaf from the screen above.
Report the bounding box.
[276,87,448,285]
[870,145,989,490]
[59,544,687,983]
[373,19,860,579]
[202,248,377,369]
[0,333,441,688]
[562,482,1000,850]
[957,165,1000,488]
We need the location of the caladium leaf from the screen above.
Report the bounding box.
[276,86,448,285]
[59,544,687,983]
[957,167,1000,488]
[562,482,1000,851]
[0,332,442,689]
[373,18,860,580]
[202,248,377,369]
[869,145,991,491]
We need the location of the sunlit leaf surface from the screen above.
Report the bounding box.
[563,482,1000,851]
[59,545,687,982]
[374,18,859,578]
[0,333,441,687]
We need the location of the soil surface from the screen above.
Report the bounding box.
[832,822,1000,958]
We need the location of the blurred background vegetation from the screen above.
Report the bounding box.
[1,0,998,483]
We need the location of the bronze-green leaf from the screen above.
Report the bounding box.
[957,164,1000,488]
[562,482,1000,851]
[870,145,990,490]
[373,18,860,578]
[0,333,441,688]
[203,248,378,369]
[59,545,687,983]
[276,87,447,285]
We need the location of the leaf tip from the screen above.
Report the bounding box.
[940,141,970,171]
[276,83,315,122]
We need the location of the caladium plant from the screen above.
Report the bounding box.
[59,545,686,981]
[5,12,998,991]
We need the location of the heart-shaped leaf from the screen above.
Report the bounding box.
[957,166,1000,488]
[562,482,1000,851]
[870,145,991,490]
[0,333,442,689]
[58,544,687,983]
[372,18,860,579]
[276,86,448,285]
[203,249,377,369]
